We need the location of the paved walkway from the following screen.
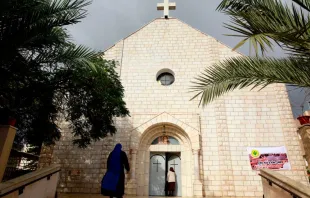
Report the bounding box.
[59,195,173,198]
[58,194,257,198]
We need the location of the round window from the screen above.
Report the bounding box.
[157,72,175,86]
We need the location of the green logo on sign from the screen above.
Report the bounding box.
[251,150,260,158]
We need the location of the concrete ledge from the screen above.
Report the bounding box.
[0,126,17,130]
[0,164,60,196]
[260,169,310,198]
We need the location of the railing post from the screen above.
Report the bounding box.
[0,125,16,182]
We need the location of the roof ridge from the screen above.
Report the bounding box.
[103,18,160,53]
[173,18,245,56]
[103,17,245,56]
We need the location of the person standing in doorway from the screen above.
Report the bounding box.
[101,143,130,198]
[167,167,176,196]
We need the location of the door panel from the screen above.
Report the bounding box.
[149,153,166,196]
[168,155,182,196]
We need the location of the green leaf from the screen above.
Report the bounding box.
[191,57,310,105]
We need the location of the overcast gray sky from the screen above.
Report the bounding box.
[67,0,309,118]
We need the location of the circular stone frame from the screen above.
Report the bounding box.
[156,68,175,86]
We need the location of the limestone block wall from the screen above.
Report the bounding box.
[49,18,308,196]
[200,84,308,197]
[50,118,133,194]
[38,145,54,169]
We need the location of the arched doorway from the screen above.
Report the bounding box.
[149,136,182,196]
[135,123,194,197]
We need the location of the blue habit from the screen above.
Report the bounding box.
[101,144,122,191]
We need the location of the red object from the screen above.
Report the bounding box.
[297,115,310,125]
[8,118,16,126]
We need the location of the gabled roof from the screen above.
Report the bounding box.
[103,17,243,56]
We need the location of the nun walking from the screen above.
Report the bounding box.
[101,144,130,198]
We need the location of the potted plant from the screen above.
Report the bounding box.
[296,101,310,125]
[8,116,16,126]
[289,87,310,125]
[0,107,16,126]
[306,167,310,183]
[297,115,310,125]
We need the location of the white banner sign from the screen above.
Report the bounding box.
[247,146,291,170]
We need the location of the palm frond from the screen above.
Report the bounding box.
[37,0,91,26]
[191,57,310,106]
[0,0,90,51]
[292,0,310,12]
[53,45,97,70]
[217,0,256,11]
[217,0,310,56]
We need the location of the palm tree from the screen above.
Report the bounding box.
[0,0,129,150]
[192,0,310,106]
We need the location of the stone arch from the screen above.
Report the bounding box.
[134,122,195,197]
[139,122,191,148]
[129,112,200,150]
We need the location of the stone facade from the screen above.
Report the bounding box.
[48,18,308,197]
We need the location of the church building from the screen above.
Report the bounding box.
[49,1,308,197]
